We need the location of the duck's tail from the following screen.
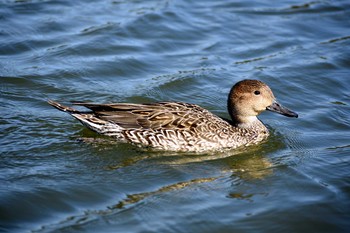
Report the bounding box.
[47,100,81,114]
[47,100,123,136]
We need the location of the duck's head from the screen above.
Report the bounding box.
[228,79,298,124]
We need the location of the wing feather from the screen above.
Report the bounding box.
[72,102,213,130]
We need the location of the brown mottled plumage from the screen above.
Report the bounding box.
[48,80,298,152]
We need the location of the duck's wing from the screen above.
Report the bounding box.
[72,101,215,130]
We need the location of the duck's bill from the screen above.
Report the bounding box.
[266,101,298,118]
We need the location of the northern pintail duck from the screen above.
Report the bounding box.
[48,79,298,152]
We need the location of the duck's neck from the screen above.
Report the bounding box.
[230,115,267,132]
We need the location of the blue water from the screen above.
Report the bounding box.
[1,0,350,232]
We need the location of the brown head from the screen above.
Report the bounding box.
[227,80,298,124]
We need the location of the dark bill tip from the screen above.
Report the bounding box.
[266,101,298,118]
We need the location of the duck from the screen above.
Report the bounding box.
[48,79,298,152]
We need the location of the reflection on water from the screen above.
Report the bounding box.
[114,177,219,209]
[228,154,273,180]
[32,151,272,232]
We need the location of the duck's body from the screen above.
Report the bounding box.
[48,80,298,152]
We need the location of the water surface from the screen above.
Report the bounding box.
[1,0,350,232]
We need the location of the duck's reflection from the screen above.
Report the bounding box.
[108,151,273,210]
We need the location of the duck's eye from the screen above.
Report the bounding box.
[254,90,261,95]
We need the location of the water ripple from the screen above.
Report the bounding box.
[1,0,350,232]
